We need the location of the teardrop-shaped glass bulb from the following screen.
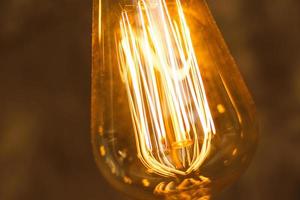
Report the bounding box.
[92,0,258,199]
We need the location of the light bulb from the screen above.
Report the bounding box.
[91,0,258,199]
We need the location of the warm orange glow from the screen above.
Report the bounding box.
[117,0,215,177]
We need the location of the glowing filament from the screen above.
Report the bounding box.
[117,0,215,177]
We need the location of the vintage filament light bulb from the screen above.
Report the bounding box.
[91,0,258,199]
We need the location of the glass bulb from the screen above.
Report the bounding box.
[91,0,258,199]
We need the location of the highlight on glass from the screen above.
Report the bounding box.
[91,0,258,199]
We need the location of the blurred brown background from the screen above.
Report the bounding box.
[0,0,299,199]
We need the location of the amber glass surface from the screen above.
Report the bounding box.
[92,0,258,199]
